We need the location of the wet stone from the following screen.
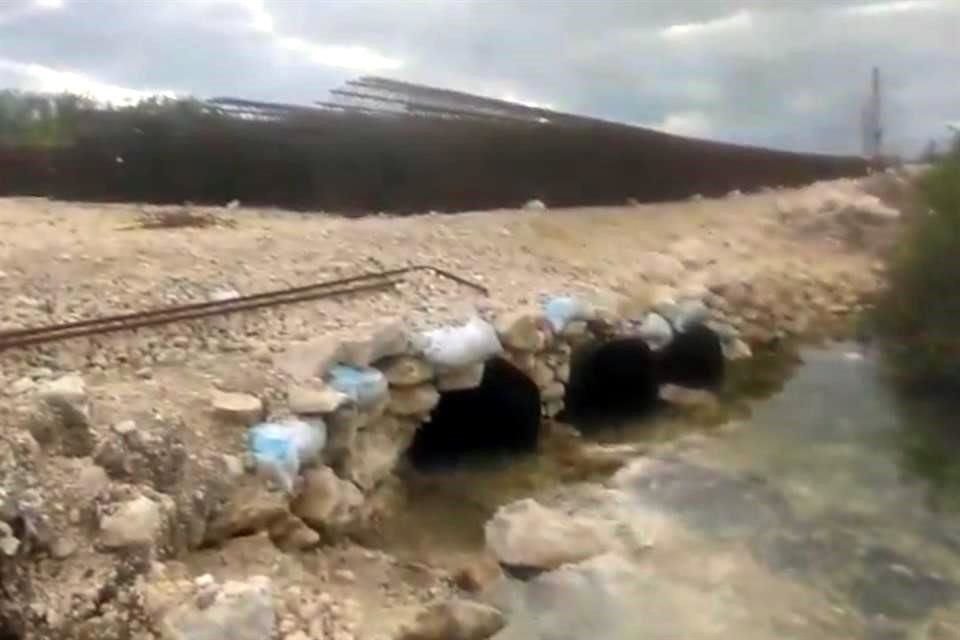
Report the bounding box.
[851,546,957,621]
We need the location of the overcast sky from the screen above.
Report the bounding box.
[0,0,957,156]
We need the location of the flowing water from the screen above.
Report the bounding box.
[375,344,960,639]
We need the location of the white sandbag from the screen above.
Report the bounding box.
[419,317,503,368]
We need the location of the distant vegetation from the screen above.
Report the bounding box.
[873,140,960,392]
[0,90,217,148]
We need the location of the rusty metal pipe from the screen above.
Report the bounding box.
[0,264,487,351]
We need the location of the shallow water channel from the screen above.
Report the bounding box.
[377,344,960,639]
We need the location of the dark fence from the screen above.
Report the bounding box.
[0,107,869,213]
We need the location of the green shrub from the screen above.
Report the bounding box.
[874,155,960,391]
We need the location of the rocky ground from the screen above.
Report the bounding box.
[0,169,918,639]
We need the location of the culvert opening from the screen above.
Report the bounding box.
[659,325,726,389]
[562,327,726,425]
[407,357,542,470]
[562,337,660,424]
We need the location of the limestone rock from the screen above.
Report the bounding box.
[542,382,565,402]
[288,383,349,415]
[23,391,95,457]
[484,498,616,572]
[636,251,685,284]
[342,417,417,491]
[436,362,485,391]
[205,481,288,544]
[290,466,364,533]
[722,338,753,361]
[100,495,163,549]
[380,355,434,386]
[397,599,506,640]
[339,320,410,367]
[523,198,546,211]
[658,384,718,408]
[38,374,87,405]
[275,337,344,381]
[322,405,365,467]
[452,555,504,594]
[555,362,571,384]
[560,320,588,338]
[531,359,555,388]
[269,515,321,551]
[504,350,535,374]
[388,384,440,417]
[664,299,710,333]
[93,415,187,493]
[544,400,564,418]
[158,575,275,640]
[635,313,673,351]
[496,310,550,352]
[212,391,263,425]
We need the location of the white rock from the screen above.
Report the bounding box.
[339,320,410,367]
[288,384,349,415]
[635,313,673,351]
[212,391,263,424]
[113,419,137,435]
[100,495,163,549]
[484,498,617,571]
[435,363,485,392]
[722,338,753,360]
[523,199,547,211]
[10,377,35,396]
[667,299,710,333]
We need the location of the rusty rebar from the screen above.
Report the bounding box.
[0,264,487,351]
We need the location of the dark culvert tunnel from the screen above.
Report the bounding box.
[562,337,660,424]
[659,325,726,389]
[407,357,542,470]
[562,326,726,426]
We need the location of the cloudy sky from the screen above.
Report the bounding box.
[0,0,957,156]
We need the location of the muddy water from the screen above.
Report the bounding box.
[375,344,960,639]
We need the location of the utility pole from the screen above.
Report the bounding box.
[862,67,883,160]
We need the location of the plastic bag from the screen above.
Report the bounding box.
[248,419,326,493]
[327,365,388,409]
[419,317,503,368]
[543,296,594,332]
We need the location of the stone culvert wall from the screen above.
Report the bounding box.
[248,292,751,542]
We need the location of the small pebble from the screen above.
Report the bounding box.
[334,569,356,583]
[113,420,137,435]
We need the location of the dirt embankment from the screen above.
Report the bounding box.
[0,169,916,640]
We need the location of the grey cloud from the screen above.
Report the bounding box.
[0,0,957,156]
